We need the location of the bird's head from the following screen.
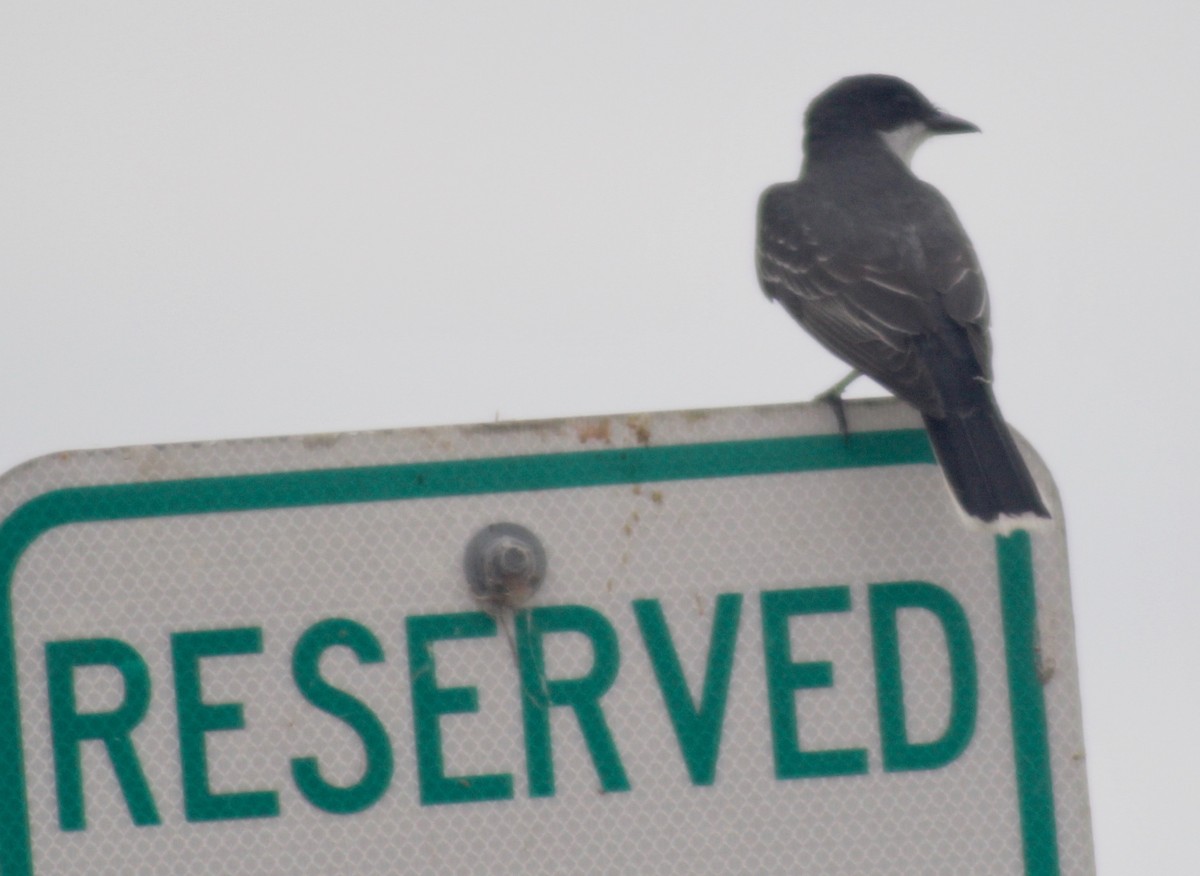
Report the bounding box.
[804,74,979,166]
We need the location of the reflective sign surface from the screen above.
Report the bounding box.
[0,400,1094,874]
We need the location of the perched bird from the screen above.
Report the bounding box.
[756,74,1049,525]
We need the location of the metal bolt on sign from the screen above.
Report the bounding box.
[464,522,546,611]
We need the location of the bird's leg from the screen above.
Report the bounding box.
[820,369,862,398]
[816,370,861,444]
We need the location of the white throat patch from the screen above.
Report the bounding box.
[879,122,931,167]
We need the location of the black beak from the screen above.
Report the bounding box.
[926,109,980,134]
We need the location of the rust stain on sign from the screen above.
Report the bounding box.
[575,419,612,445]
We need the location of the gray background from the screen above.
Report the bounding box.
[1,3,1194,872]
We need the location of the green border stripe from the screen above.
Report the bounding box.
[0,428,1057,876]
[997,531,1060,875]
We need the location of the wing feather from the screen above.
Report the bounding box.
[756,179,994,415]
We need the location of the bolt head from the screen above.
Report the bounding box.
[464,523,546,611]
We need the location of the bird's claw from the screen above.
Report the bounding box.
[815,370,860,446]
[817,389,851,446]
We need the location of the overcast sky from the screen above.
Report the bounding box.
[2,3,1197,872]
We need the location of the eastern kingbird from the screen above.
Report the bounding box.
[756,75,1050,525]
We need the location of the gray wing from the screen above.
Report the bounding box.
[755,180,991,417]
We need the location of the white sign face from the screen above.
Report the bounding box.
[0,400,1093,875]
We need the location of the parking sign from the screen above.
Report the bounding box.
[0,399,1093,874]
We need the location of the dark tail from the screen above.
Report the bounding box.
[922,397,1050,523]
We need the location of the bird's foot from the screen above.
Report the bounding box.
[815,370,861,446]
